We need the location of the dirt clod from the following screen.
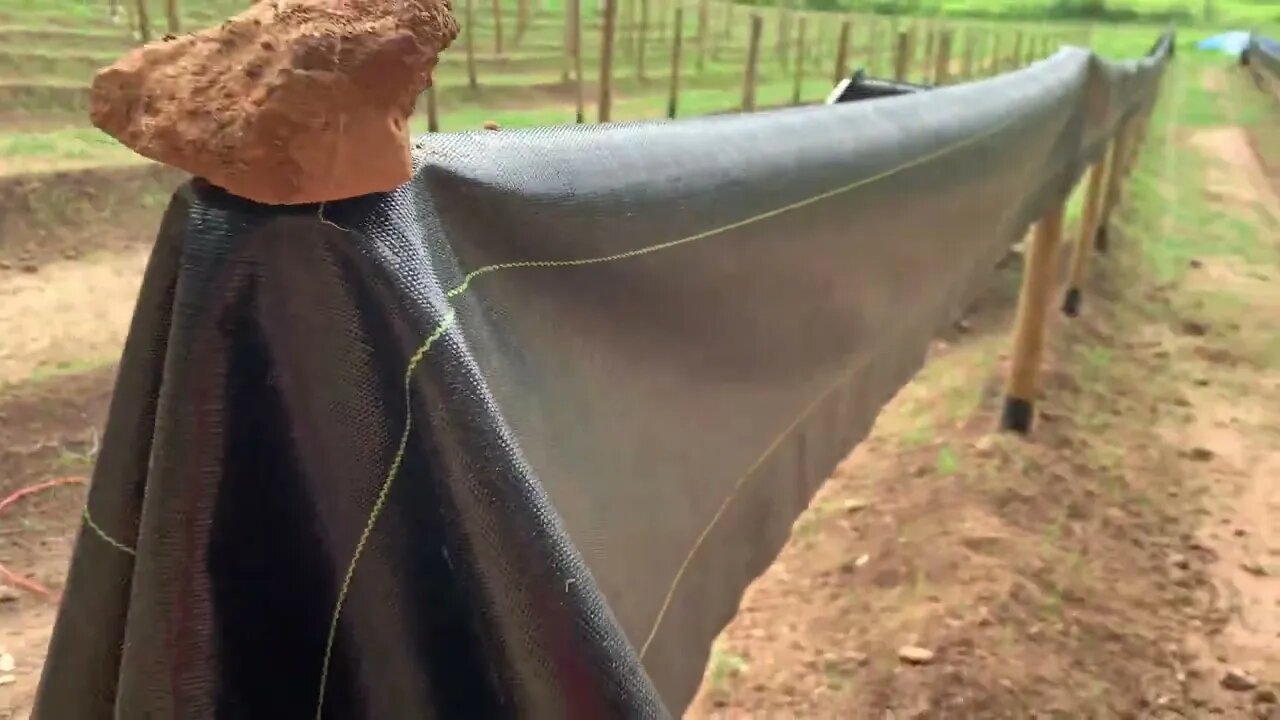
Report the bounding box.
[89,0,460,205]
[1257,689,1279,704]
[0,587,19,603]
[1187,447,1216,462]
[1222,668,1260,692]
[1180,320,1211,336]
[1241,560,1269,577]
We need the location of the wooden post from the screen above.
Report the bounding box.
[573,0,585,123]
[933,29,952,85]
[516,0,531,45]
[777,3,789,68]
[792,16,806,105]
[465,0,479,89]
[492,0,504,55]
[668,5,684,118]
[988,33,1000,76]
[696,0,709,71]
[833,19,851,84]
[866,17,880,76]
[1010,31,1023,70]
[893,29,911,82]
[599,0,617,122]
[1096,119,1133,252]
[637,0,649,80]
[1001,200,1066,434]
[743,14,762,111]
[961,29,976,80]
[134,0,151,42]
[625,0,637,57]
[165,0,178,34]
[562,0,573,81]
[1062,148,1111,317]
[426,85,440,132]
[923,25,936,82]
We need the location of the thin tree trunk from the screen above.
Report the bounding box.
[165,0,178,34]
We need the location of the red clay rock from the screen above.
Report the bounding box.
[90,0,459,205]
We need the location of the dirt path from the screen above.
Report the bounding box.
[0,368,114,720]
[0,246,144,388]
[1173,101,1280,714]
[686,63,1280,719]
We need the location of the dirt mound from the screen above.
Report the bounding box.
[89,0,459,205]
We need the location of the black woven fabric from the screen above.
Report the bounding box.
[1247,33,1280,79]
[36,36,1170,720]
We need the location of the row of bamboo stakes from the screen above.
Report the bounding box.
[1002,103,1154,433]
[425,4,1074,129]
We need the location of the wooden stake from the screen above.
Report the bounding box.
[599,0,617,122]
[988,32,1000,76]
[866,17,880,76]
[696,0,709,72]
[426,85,439,132]
[923,25,936,82]
[625,0,637,57]
[573,0,585,123]
[516,0,531,45]
[743,13,762,111]
[638,0,650,80]
[135,0,150,42]
[961,29,974,80]
[165,0,178,34]
[1010,31,1023,70]
[792,15,806,105]
[466,0,479,89]
[893,29,911,82]
[933,28,951,85]
[1062,148,1111,317]
[777,3,789,67]
[492,0,504,55]
[1096,118,1133,251]
[1001,200,1066,434]
[668,5,684,118]
[833,19,851,84]
[562,0,573,81]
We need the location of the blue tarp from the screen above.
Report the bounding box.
[1197,31,1251,55]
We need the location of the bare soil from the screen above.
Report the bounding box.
[0,368,114,720]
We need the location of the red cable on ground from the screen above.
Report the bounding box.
[0,477,87,599]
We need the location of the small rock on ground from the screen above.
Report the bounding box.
[1222,668,1260,692]
[897,646,935,665]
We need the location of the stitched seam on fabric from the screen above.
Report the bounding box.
[309,115,1021,718]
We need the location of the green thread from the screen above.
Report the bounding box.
[81,505,136,557]
[312,116,1021,717]
[313,310,456,720]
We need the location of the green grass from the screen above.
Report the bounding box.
[1123,51,1278,288]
